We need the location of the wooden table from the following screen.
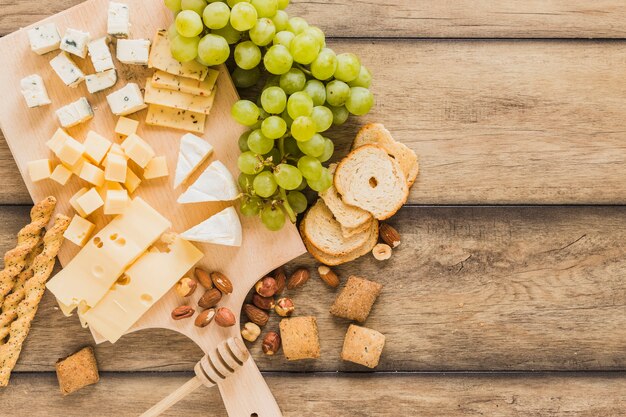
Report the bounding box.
[2,1,626,415]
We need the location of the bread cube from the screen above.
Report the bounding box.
[330,276,382,322]
[279,316,320,360]
[341,324,385,368]
[55,346,99,395]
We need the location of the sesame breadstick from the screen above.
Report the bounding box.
[0,214,70,387]
[0,197,56,308]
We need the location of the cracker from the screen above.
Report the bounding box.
[55,346,100,395]
[341,324,386,368]
[330,276,382,322]
[279,316,320,360]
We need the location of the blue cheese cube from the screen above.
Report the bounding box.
[88,37,115,72]
[106,83,147,116]
[27,23,61,55]
[86,69,117,94]
[56,97,94,128]
[108,2,130,38]
[116,39,150,65]
[60,28,91,58]
[20,74,52,108]
[50,52,85,88]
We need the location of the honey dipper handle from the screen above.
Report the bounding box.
[139,376,203,417]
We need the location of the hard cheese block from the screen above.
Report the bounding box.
[145,104,206,133]
[144,78,216,115]
[148,30,208,81]
[46,198,171,311]
[151,69,219,97]
[81,235,203,343]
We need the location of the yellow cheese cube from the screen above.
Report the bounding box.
[76,187,104,216]
[121,134,155,168]
[109,144,127,158]
[57,136,85,166]
[69,187,89,217]
[96,181,124,201]
[115,116,139,137]
[143,156,168,179]
[124,167,141,194]
[79,162,105,187]
[104,189,129,215]
[63,215,96,247]
[63,157,88,175]
[27,159,52,182]
[104,153,128,182]
[46,128,72,154]
[50,164,73,185]
[84,131,112,165]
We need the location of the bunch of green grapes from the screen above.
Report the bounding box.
[164,0,374,231]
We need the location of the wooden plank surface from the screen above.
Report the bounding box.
[3,205,625,372]
[3,372,626,416]
[4,0,626,38]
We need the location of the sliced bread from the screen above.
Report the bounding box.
[352,123,419,186]
[334,145,409,220]
[341,216,375,238]
[320,163,372,230]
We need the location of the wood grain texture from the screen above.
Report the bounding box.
[3,205,626,373]
[4,0,626,38]
[2,372,626,416]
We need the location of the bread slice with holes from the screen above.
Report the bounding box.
[320,163,372,230]
[352,123,419,186]
[334,145,409,220]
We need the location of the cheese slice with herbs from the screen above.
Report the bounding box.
[174,133,214,188]
[151,69,218,97]
[177,160,238,203]
[181,207,242,247]
[145,104,206,133]
[148,30,208,81]
[144,77,216,115]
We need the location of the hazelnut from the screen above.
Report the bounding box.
[194,308,216,328]
[215,307,236,327]
[171,305,194,320]
[274,297,295,317]
[274,267,287,294]
[372,243,392,261]
[252,293,275,310]
[198,288,222,309]
[175,277,198,298]
[194,267,213,289]
[255,276,278,297]
[241,322,261,342]
[262,331,281,355]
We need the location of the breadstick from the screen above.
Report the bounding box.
[0,197,56,307]
[0,214,70,387]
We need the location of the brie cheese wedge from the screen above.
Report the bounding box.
[177,160,238,203]
[181,207,242,247]
[174,133,214,188]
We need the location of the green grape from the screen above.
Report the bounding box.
[232,100,260,126]
[334,53,361,82]
[181,0,207,15]
[261,205,285,231]
[281,109,294,128]
[273,30,295,48]
[273,163,302,190]
[261,86,287,114]
[203,2,230,29]
[238,151,263,174]
[263,45,293,75]
[167,23,178,40]
[271,10,289,31]
[250,0,278,18]
[261,116,287,139]
[283,136,300,157]
[348,65,372,88]
[238,131,251,152]
[297,155,323,180]
[329,105,349,125]
[227,0,249,6]
[279,68,305,94]
[310,105,333,132]
[318,137,334,162]
[249,18,276,46]
[175,9,203,38]
[264,75,281,88]
[170,35,200,62]
[241,196,262,216]
[238,172,256,191]
[287,17,308,34]
[289,33,319,65]
[247,129,274,154]
[345,87,374,116]
[212,23,241,44]
[198,34,230,65]
[277,0,289,9]
[264,148,281,164]
[234,41,261,70]
[307,166,332,192]
[253,171,278,197]
[232,66,261,88]
[165,0,182,12]
[258,107,269,120]
[287,91,313,119]
[325,80,350,106]
[304,80,326,106]
[296,177,307,191]
[291,116,316,141]
[230,2,258,31]
[310,48,337,81]
[303,26,325,49]
[287,191,307,214]
[297,133,325,157]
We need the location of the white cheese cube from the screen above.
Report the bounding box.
[50,52,85,87]
[115,116,139,137]
[116,39,150,65]
[143,156,168,179]
[88,37,115,72]
[20,74,51,108]
[27,23,61,55]
[83,131,112,165]
[106,83,146,116]
[50,164,73,185]
[55,97,94,128]
[75,187,104,216]
[27,159,52,182]
[104,189,130,215]
[64,215,96,247]
[108,2,130,38]
[60,28,90,58]
[86,69,117,94]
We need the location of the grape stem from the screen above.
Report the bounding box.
[296,64,313,77]
[279,188,297,223]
